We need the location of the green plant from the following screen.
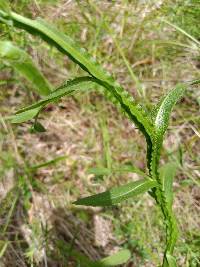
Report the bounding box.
[0,40,52,96]
[0,4,199,267]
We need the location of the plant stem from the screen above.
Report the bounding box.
[149,140,178,267]
[153,168,178,267]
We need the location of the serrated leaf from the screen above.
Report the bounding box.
[160,162,178,209]
[10,107,40,123]
[0,41,51,96]
[94,249,131,266]
[74,179,157,206]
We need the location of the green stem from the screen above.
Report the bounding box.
[150,144,178,267]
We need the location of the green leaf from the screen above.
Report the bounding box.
[74,179,157,206]
[10,107,40,123]
[160,162,178,209]
[166,253,177,267]
[151,84,187,177]
[0,41,52,96]
[30,121,46,133]
[15,76,96,115]
[88,165,148,178]
[10,77,99,124]
[154,84,186,138]
[94,249,131,266]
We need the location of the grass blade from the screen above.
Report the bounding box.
[0,41,52,96]
[0,241,8,258]
[100,116,112,169]
[30,155,67,170]
[74,179,157,206]
[163,19,200,47]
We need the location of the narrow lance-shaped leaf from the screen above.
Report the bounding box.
[88,165,149,178]
[15,77,96,114]
[10,107,41,123]
[160,162,178,209]
[74,179,157,207]
[151,84,187,176]
[0,41,52,96]
[154,84,186,139]
[8,77,97,123]
[0,10,154,139]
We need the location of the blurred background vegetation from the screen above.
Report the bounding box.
[0,0,199,266]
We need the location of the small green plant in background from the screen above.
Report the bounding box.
[0,2,199,267]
